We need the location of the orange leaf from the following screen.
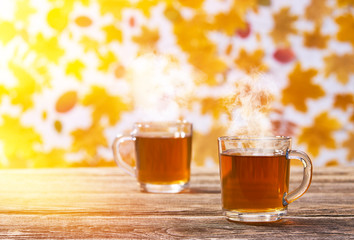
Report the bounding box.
[337,0,354,7]
[56,91,78,113]
[270,7,297,44]
[324,53,354,84]
[343,132,354,161]
[336,13,354,46]
[132,26,159,50]
[282,63,324,112]
[333,93,354,111]
[305,0,331,24]
[75,16,92,27]
[303,24,330,49]
[114,65,126,79]
[234,48,267,73]
[298,112,342,157]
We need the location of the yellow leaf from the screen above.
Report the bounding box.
[132,26,159,50]
[66,60,85,81]
[324,53,354,84]
[212,9,245,36]
[98,0,131,19]
[0,115,42,168]
[231,0,258,15]
[303,24,330,49]
[343,132,354,161]
[47,8,69,32]
[282,63,324,112]
[177,0,204,8]
[0,85,9,102]
[32,148,68,168]
[270,7,298,44]
[80,36,99,53]
[8,61,39,111]
[30,33,65,63]
[335,13,354,46]
[71,122,108,157]
[82,86,130,125]
[15,0,37,23]
[234,48,267,73]
[305,0,331,24]
[200,97,229,119]
[97,51,117,72]
[298,112,342,157]
[135,0,160,17]
[0,21,16,44]
[170,11,226,84]
[164,5,183,23]
[102,25,123,43]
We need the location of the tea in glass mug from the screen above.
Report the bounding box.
[112,121,192,193]
[218,136,312,222]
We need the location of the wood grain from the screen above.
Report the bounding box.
[0,167,353,239]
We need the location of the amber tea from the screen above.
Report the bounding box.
[113,121,193,193]
[217,136,312,222]
[220,150,290,212]
[135,135,192,184]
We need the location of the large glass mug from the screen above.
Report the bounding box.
[218,136,312,222]
[112,121,192,193]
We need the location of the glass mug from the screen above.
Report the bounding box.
[112,121,192,193]
[218,136,312,222]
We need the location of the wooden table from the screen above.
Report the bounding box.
[0,167,352,239]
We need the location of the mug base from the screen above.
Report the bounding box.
[140,182,189,193]
[224,209,287,222]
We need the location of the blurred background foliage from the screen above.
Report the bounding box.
[0,0,353,168]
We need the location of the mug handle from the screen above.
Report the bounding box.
[112,135,136,177]
[283,150,313,206]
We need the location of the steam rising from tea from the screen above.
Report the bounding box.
[128,54,196,121]
[227,74,279,137]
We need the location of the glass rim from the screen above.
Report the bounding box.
[218,136,291,141]
[134,120,192,127]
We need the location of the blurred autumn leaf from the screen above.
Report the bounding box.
[304,25,330,49]
[335,13,354,46]
[333,94,354,111]
[282,63,324,112]
[234,49,267,73]
[298,112,342,157]
[82,86,131,126]
[270,7,297,44]
[324,53,354,84]
[305,0,331,24]
[0,116,42,168]
[343,132,354,162]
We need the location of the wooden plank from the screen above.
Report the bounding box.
[0,167,352,239]
[0,214,352,239]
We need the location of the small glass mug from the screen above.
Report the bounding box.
[112,121,192,193]
[218,136,312,222]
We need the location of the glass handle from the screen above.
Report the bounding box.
[112,135,136,177]
[283,150,313,206]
